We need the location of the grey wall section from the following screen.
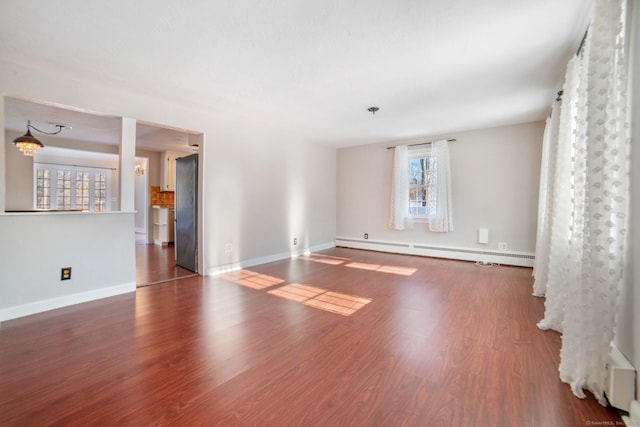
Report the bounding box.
[337,121,544,254]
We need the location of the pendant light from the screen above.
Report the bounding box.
[13,120,69,156]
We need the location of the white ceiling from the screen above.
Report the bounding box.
[4,96,192,152]
[0,0,591,148]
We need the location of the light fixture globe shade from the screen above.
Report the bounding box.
[13,129,44,156]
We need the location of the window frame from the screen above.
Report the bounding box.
[407,146,435,221]
[33,163,112,212]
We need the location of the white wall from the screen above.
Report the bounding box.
[0,58,337,319]
[0,212,136,321]
[336,121,543,264]
[633,0,640,397]
[205,130,336,273]
[4,130,33,210]
[615,0,640,397]
[136,149,161,243]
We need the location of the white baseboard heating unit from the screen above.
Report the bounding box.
[334,237,535,267]
[605,344,636,413]
[622,400,640,426]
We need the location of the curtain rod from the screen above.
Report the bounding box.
[555,27,588,104]
[386,138,456,150]
[576,27,588,57]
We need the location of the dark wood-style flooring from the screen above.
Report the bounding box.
[135,233,196,287]
[0,248,622,426]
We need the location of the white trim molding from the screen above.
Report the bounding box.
[206,241,336,276]
[0,282,136,323]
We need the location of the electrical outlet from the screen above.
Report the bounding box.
[498,242,508,251]
[293,237,297,245]
[224,243,232,253]
[61,267,72,281]
[364,233,369,240]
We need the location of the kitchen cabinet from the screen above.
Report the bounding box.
[152,206,174,245]
[160,151,189,191]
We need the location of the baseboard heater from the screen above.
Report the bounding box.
[605,344,637,413]
[334,237,535,267]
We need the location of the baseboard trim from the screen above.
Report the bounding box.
[335,237,535,267]
[0,282,136,323]
[206,241,336,276]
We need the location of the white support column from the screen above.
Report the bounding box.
[119,117,136,212]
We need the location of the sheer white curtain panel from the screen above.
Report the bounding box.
[532,101,560,297]
[389,145,413,230]
[427,140,453,232]
[534,0,630,404]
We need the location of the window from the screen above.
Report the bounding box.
[35,169,51,209]
[390,140,452,232]
[34,164,111,211]
[56,170,71,209]
[408,148,436,218]
[94,172,107,212]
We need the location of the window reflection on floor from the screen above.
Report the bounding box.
[345,262,417,276]
[219,252,416,316]
[299,253,351,265]
[268,284,372,316]
[220,265,373,317]
[220,269,285,290]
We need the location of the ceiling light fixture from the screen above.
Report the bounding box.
[367,106,379,115]
[13,120,70,156]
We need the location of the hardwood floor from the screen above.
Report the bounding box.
[135,233,196,286]
[0,248,622,426]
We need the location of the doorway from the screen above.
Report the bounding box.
[135,237,196,286]
[134,124,203,286]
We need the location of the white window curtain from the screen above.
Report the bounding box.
[532,0,630,404]
[427,140,454,232]
[532,99,560,297]
[389,145,413,230]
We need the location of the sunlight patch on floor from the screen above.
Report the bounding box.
[221,269,285,290]
[345,262,417,276]
[269,283,372,316]
[300,253,351,265]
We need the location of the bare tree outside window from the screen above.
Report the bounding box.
[409,156,436,216]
